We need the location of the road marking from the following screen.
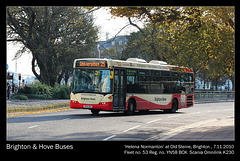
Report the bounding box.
[123,125,140,133]
[104,125,141,140]
[103,135,116,141]
[168,115,180,118]
[62,118,71,120]
[146,118,218,140]
[28,125,39,129]
[191,112,201,114]
[146,118,162,124]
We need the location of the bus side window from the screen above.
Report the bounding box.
[161,71,171,94]
[139,70,149,93]
[149,70,162,94]
[127,69,139,93]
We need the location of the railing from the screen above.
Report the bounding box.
[194,91,234,102]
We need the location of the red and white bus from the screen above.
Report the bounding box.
[70,58,194,115]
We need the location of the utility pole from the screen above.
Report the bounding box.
[15,59,17,73]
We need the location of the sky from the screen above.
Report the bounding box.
[6,7,141,76]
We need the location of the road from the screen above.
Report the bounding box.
[7,102,234,140]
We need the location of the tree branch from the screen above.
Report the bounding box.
[128,17,143,33]
[78,7,101,15]
[109,24,131,42]
[7,39,23,42]
[7,8,27,40]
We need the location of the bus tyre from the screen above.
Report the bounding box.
[125,100,135,115]
[164,98,178,113]
[91,109,100,115]
[171,98,178,113]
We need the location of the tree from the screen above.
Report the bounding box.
[121,26,173,62]
[121,31,145,60]
[169,7,234,89]
[7,6,98,86]
[108,7,234,88]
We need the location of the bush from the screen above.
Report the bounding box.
[17,86,33,94]
[31,82,52,95]
[26,94,47,100]
[51,83,70,99]
[17,88,25,94]
[16,82,70,99]
[12,94,28,100]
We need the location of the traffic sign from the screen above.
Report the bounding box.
[6,64,8,70]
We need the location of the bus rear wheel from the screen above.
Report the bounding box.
[91,109,100,115]
[164,98,178,113]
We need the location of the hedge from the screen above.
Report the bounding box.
[14,82,71,100]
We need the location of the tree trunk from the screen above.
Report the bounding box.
[31,56,41,81]
[215,78,218,91]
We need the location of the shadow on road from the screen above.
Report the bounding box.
[7,110,185,123]
[70,110,185,118]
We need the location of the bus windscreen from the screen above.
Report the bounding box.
[72,69,112,94]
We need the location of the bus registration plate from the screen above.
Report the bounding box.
[83,105,92,108]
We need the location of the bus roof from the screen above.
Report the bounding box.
[73,58,193,72]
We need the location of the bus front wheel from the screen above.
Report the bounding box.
[125,100,135,115]
[91,109,100,115]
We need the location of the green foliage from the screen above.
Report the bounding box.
[26,94,48,100]
[31,82,52,95]
[16,82,70,99]
[109,6,234,88]
[12,94,28,100]
[7,6,98,87]
[51,83,70,99]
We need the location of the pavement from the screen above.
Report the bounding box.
[163,116,234,140]
[7,99,69,107]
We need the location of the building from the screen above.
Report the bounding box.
[195,76,233,91]
[97,35,128,59]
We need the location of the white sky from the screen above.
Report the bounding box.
[6,7,141,76]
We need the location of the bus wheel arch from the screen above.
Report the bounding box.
[164,97,178,113]
[125,98,136,115]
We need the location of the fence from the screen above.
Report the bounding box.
[194,91,234,102]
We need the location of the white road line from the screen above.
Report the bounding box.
[168,115,180,118]
[191,112,201,114]
[28,125,39,129]
[146,119,162,124]
[103,135,116,141]
[62,118,71,120]
[123,125,140,133]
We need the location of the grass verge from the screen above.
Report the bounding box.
[7,102,70,117]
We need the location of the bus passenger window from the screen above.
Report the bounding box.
[127,69,139,93]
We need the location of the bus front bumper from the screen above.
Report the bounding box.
[70,100,113,111]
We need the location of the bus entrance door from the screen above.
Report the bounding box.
[113,69,126,111]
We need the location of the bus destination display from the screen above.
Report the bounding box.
[76,60,107,68]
